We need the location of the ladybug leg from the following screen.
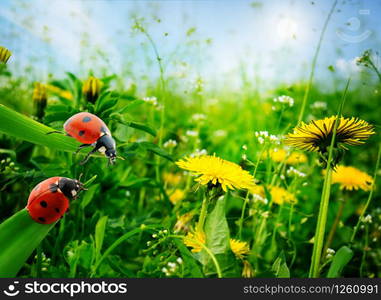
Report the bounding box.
[74,143,92,155]
[79,146,99,165]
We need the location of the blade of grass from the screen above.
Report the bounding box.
[0,104,79,151]
[0,209,55,277]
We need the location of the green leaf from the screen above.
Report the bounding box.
[327,246,353,278]
[202,195,240,277]
[271,252,290,278]
[205,196,230,254]
[139,142,174,162]
[0,209,55,277]
[126,122,157,137]
[173,239,203,277]
[114,99,145,114]
[80,184,99,209]
[0,104,80,152]
[95,216,108,263]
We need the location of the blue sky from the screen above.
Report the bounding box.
[0,0,380,89]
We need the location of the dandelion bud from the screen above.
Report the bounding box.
[0,46,12,64]
[82,76,102,104]
[242,260,255,278]
[33,82,47,120]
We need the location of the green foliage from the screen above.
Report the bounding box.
[0,209,55,277]
[327,246,353,278]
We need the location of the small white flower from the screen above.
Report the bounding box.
[287,167,306,178]
[152,234,157,238]
[186,130,198,137]
[327,248,335,254]
[258,137,264,144]
[311,101,327,110]
[273,95,294,107]
[363,214,373,224]
[242,144,248,151]
[242,154,247,161]
[163,139,177,149]
[190,149,208,157]
[191,113,206,122]
[214,129,227,137]
[142,96,158,106]
[176,257,183,264]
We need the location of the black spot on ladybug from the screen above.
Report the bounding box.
[38,217,46,223]
[55,208,60,213]
[79,130,85,136]
[82,116,91,122]
[49,184,58,193]
[40,201,48,208]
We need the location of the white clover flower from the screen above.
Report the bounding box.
[190,149,208,157]
[273,95,294,107]
[287,166,306,178]
[142,96,158,106]
[214,129,227,137]
[253,194,268,204]
[311,101,327,110]
[363,214,373,224]
[186,130,198,137]
[163,139,177,149]
[191,113,206,122]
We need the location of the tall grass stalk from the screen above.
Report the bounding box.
[350,141,381,243]
[297,0,338,124]
[308,78,350,278]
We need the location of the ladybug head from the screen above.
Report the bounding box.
[58,178,85,200]
[97,134,117,165]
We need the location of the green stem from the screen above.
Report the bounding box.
[169,235,222,278]
[309,78,350,278]
[323,192,346,256]
[297,0,338,124]
[197,195,209,232]
[350,141,381,243]
[309,167,333,277]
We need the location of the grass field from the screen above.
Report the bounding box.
[0,0,380,278]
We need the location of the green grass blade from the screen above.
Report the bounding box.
[327,246,353,278]
[0,209,55,277]
[0,104,79,151]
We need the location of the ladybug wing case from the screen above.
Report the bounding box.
[64,112,111,144]
[27,181,69,224]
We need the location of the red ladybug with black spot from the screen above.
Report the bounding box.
[63,112,117,165]
[27,177,84,224]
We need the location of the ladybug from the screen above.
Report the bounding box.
[63,112,117,165]
[27,177,84,224]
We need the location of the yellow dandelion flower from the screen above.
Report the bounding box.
[267,148,307,165]
[329,165,373,191]
[45,84,73,100]
[0,46,12,64]
[33,83,47,120]
[169,189,185,205]
[250,185,296,205]
[176,155,255,191]
[163,172,182,185]
[184,228,251,260]
[285,116,374,153]
[83,76,103,103]
[230,239,250,259]
[174,212,194,233]
[184,228,205,253]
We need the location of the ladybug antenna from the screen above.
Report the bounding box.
[78,173,84,181]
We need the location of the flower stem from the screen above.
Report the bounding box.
[323,192,346,256]
[197,194,209,232]
[308,78,350,278]
[350,141,381,243]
